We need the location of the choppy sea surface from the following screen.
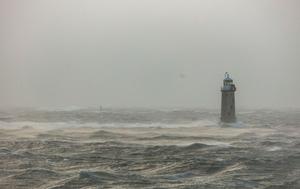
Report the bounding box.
[0,108,299,189]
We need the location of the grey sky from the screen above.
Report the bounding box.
[0,0,299,109]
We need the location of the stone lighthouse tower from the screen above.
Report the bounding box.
[221,72,237,122]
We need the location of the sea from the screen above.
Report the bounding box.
[0,108,299,188]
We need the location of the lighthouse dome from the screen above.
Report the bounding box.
[224,72,233,82]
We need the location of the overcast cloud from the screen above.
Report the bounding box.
[0,0,299,109]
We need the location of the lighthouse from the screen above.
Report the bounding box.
[221,72,237,122]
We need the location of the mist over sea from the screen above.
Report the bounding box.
[0,108,299,188]
[1,0,300,188]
